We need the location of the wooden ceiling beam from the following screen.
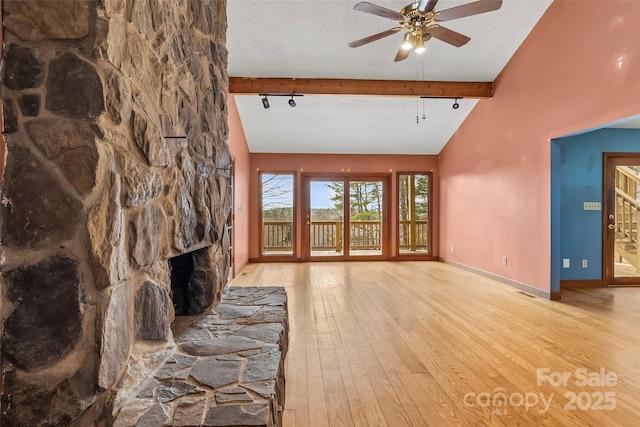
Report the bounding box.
[229,77,493,99]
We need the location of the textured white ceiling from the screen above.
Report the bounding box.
[227,0,554,154]
[609,117,640,129]
[235,95,478,154]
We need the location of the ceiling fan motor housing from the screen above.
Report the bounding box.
[400,2,438,35]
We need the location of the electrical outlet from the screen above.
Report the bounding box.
[582,259,588,268]
[563,259,570,268]
[583,202,601,211]
[451,245,454,253]
[502,256,507,266]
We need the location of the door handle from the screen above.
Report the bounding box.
[608,224,615,230]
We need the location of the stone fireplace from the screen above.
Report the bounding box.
[0,1,232,425]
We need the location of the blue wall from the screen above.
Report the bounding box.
[551,129,640,289]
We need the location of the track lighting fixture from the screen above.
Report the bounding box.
[259,94,303,109]
[416,97,463,121]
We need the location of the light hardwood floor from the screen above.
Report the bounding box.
[229,261,640,426]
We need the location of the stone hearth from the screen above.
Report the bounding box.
[114,287,288,427]
[1,1,233,424]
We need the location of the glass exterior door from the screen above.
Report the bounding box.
[308,180,345,258]
[604,155,640,285]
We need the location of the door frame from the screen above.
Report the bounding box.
[602,152,640,285]
[302,173,391,261]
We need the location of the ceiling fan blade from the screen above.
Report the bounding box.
[436,0,502,22]
[349,27,402,48]
[417,0,439,13]
[394,44,411,62]
[354,2,405,21]
[429,25,471,47]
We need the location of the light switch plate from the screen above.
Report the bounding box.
[583,202,601,210]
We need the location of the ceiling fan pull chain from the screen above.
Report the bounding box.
[422,97,426,120]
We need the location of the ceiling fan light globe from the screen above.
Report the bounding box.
[415,37,426,53]
[401,33,414,50]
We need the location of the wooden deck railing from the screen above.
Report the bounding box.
[399,220,429,251]
[615,167,640,272]
[262,221,293,250]
[263,220,428,252]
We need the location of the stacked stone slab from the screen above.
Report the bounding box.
[0,1,230,425]
[114,287,289,427]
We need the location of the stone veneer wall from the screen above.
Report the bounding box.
[0,1,230,425]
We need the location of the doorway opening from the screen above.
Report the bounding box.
[551,127,640,294]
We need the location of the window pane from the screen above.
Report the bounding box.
[261,173,294,256]
[349,181,383,256]
[613,165,640,278]
[398,174,430,254]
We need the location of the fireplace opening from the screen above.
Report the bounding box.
[169,252,195,316]
[168,246,215,317]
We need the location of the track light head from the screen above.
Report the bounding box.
[288,96,296,108]
[452,98,460,110]
[262,96,270,109]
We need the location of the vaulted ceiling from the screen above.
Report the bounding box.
[227,0,553,154]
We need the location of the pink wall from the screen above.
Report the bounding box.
[249,154,439,260]
[227,95,251,275]
[439,0,640,291]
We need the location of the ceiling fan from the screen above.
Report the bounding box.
[349,0,503,62]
